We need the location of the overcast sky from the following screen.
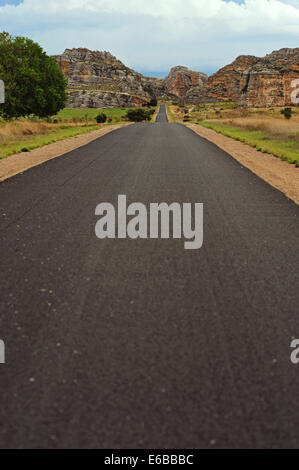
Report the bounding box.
[0,0,299,77]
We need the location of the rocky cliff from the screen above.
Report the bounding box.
[239,48,299,107]
[54,47,299,109]
[54,48,164,108]
[199,48,299,107]
[198,55,260,103]
[163,66,208,102]
[54,48,207,108]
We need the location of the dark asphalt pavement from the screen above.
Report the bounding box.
[155,104,169,122]
[0,104,299,449]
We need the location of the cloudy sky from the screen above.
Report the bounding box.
[0,0,299,77]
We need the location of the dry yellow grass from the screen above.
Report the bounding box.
[0,118,101,159]
[213,116,299,139]
[0,121,54,140]
[0,119,95,142]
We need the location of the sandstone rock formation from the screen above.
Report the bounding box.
[54,48,163,108]
[67,90,148,109]
[239,48,299,107]
[199,48,299,107]
[142,76,165,99]
[54,46,299,109]
[163,66,208,102]
[198,55,259,103]
[54,49,207,108]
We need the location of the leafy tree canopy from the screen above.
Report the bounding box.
[0,31,67,119]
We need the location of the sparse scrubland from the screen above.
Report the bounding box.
[169,103,299,166]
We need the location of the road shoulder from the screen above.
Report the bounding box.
[185,122,299,206]
[0,124,130,182]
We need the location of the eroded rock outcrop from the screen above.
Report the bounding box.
[54,48,162,107]
[67,90,148,109]
[54,49,207,108]
[198,55,259,103]
[239,48,299,107]
[200,48,299,107]
[163,66,208,101]
[54,46,299,109]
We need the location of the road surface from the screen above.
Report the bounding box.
[0,104,299,449]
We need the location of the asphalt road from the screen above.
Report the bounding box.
[0,104,299,449]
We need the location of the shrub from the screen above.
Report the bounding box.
[280,108,292,119]
[143,98,157,108]
[125,108,151,122]
[96,113,107,124]
[149,98,158,107]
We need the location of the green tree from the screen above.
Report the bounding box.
[0,32,67,119]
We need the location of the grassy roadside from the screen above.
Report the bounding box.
[166,104,176,122]
[0,123,100,159]
[55,107,130,123]
[56,106,157,123]
[0,105,157,160]
[197,121,299,166]
[168,103,299,167]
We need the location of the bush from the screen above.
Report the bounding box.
[96,112,107,124]
[125,108,151,122]
[280,107,292,119]
[143,98,157,108]
[149,98,158,107]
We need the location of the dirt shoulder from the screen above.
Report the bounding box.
[0,124,130,182]
[165,104,174,122]
[185,123,299,206]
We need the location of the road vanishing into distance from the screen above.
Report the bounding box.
[0,104,299,449]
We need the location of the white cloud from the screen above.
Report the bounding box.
[0,0,298,75]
